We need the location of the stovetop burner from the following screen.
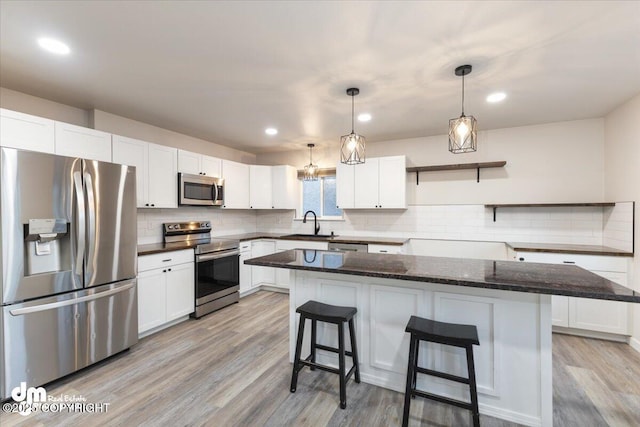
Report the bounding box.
[163,221,239,254]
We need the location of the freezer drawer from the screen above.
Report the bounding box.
[1,280,138,399]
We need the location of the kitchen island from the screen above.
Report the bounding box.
[246,249,639,427]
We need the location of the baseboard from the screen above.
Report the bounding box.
[260,285,289,294]
[630,336,640,353]
[239,287,261,298]
[552,326,628,342]
[138,315,189,339]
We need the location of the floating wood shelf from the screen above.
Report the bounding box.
[485,202,616,222]
[406,161,506,184]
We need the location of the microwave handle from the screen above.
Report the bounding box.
[212,183,218,203]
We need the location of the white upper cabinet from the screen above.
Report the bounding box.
[377,156,407,208]
[338,155,406,209]
[0,108,55,153]
[147,143,178,208]
[112,135,148,207]
[54,122,112,162]
[222,159,250,209]
[336,162,355,209]
[249,165,273,209]
[112,135,177,208]
[271,165,299,210]
[177,149,221,177]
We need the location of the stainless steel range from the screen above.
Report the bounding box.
[163,222,240,318]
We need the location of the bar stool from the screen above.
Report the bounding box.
[290,300,360,409]
[402,315,480,427]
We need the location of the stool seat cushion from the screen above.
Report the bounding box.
[405,315,479,346]
[296,300,357,322]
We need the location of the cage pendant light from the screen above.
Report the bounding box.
[303,143,319,181]
[340,88,366,164]
[448,65,477,153]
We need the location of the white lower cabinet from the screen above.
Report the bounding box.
[251,240,276,287]
[515,252,631,335]
[239,242,253,296]
[137,249,194,336]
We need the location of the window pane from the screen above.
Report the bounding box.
[322,177,342,217]
[302,179,321,215]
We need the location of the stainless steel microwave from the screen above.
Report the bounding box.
[178,173,224,206]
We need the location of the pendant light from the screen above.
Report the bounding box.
[448,65,477,153]
[303,143,319,181]
[340,88,366,164]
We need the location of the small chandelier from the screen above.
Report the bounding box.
[340,87,366,164]
[449,64,477,153]
[303,143,319,181]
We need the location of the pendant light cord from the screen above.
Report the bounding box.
[351,94,355,133]
[461,73,465,116]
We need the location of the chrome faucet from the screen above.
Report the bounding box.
[303,210,320,235]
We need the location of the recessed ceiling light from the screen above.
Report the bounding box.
[357,113,372,122]
[37,37,71,55]
[265,128,278,136]
[486,92,506,103]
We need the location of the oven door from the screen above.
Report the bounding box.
[195,248,240,305]
[179,173,223,206]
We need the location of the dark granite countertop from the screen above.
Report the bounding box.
[245,249,640,303]
[507,242,633,257]
[138,233,409,255]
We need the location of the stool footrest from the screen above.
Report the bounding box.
[415,366,470,385]
[412,389,473,411]
[298,357,340,375]
[315,343,354,358]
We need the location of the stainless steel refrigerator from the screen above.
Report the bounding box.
[0,147,138,400]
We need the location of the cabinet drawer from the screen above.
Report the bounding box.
[276,240,329,251]
[138,249,193,272]
[515,252,628,272]
[368,244,404,254]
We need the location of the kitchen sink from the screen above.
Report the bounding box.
[282,233,337,239]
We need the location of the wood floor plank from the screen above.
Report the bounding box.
[2,291,639,427]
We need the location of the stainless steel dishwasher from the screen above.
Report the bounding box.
[328,242,368,252]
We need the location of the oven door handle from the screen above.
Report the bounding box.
[197,249,240,262]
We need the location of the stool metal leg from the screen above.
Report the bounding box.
[338,321,347,409]
[310,319,317,371]
[466,344,480,427]
[402,335,418,427]
[348,318,361,383]
[290,314,306,393]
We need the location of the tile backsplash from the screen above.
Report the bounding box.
[137,203,634,252]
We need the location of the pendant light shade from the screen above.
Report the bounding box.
[303,143,319,181]
[449,65,477,154]
[340,88,366,164]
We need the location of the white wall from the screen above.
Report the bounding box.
[604,93,640,350]
[91,110,256,164]
[258,119,606,205]
[0,87,89,126]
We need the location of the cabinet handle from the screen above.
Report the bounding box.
[380,250,387,253]
[145,203,149,207]
[563,261,575,264]
[151,204,155,207]
[272,206,274,209]
[162,259,172,262]
[163,269,167,273]
[168,268,172,271]
[519,257,525,261]
[202,172,206,175]
[250,206,253,209]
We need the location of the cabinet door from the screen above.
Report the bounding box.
[239,247,253,295]
[249,165,273,209]
[147,143,177,208]
[569,271,630,334]
[251,240,276,286]
[551,296,569,327]
[378,156,406,208]
[112,135,148,207]
[177,149,201,175]
[201,155,222,177]
[138,269,167,334]
[0,108,55,153]
[272,165,299,210]
[54,122,112,162]
[222,160,250,209]
[354,158,379,208]
[165,262,195,320]
[336,162,355,209]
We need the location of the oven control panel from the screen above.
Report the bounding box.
[163,221,212,235]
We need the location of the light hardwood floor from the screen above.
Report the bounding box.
[2,290,639,426]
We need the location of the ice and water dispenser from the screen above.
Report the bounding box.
[23,218,70,276]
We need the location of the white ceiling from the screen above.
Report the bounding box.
[1,1,639,154]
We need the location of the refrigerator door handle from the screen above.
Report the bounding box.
[8,282,135,316]
[84,171,97,283]
[73,171,85,276]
